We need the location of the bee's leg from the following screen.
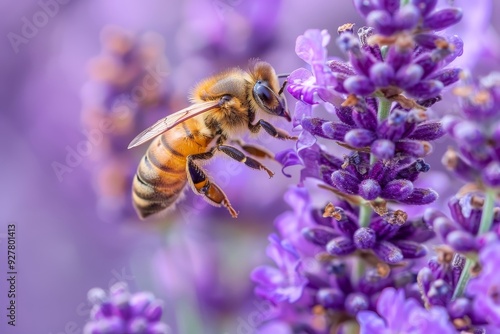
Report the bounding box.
[186,152,238,218]
[278,80,288,95]
[248,120,297,140]
[217,145,274,178]
[230,139,274,159]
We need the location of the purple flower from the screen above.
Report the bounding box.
[303,98,444,161]
[425,193,500,253]
[328,153,437,206]
[251,0,500,332]
[357,288,456,334]
[328,27,462,101]
[251,234,308,304]
[417,250,465,308]
[83,282,170,334]
[273,187,324,256]
[467,242,500,327]
[442,72,500,187]
[252,181,432,331]
[287,29,338,104]
[303,198,434,263]
[353,0,463,36]
[276,103,343,186]
[278,101,441,207]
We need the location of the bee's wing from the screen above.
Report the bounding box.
[128,101,220,149]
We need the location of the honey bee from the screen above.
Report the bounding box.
[128,60,295,219]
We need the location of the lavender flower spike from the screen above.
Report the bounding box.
[83,282,170,334]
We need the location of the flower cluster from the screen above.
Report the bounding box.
[252,188,426,326]
[416,242,500,332]
[288,21,462,107]
[353,0,463,37]
[249,0,500,333]
[297,97,443,204]
[442,72,500,188]
[329,25,462,101]
[304,198,434,263]
[83,282,170,334]
[425,192,500,253]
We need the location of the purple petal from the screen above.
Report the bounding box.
[344,75,376,95]
[369,62,395,87]
[345,129,377,147]
[275,149,301,178]
[381,179,414,200]
[399,188,438,205]
[302,226,338,246]
[358,179,382,200]
[371,139,396,159]
[483,161,500,187]
[446,230,478,252]
[373,241,403,263]
[331,170,360,195]
[295,29,330,64]
[423,8,463,31]
[326,236,356,256]
[353,227,377,249]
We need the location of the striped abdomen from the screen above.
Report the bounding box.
[132,120,212,219]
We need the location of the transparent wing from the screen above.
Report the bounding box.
[127,101,220,149]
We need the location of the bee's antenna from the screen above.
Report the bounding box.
[277,73,290,79]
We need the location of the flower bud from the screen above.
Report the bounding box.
[331,170,359,195]
[373,241,403,263]
[326,236,356,256]
[381,179,414,200]
[353,227,377,249]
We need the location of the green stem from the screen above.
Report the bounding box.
[452,257,473,300]
[479,188,496,234]
[453,188,496,299]
[176,298,204,334]
[353,251,366,284]
[380,45,389,58]
[359,203,372,228]
[361,96,391,225]
[401,0,410,5]
[377,97,391,122]
[344,320,360,334]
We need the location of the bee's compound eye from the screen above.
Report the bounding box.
[254,83,273,104]
[219,95,232,104]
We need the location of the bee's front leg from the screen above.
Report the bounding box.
[186,151,238,218]
[248,120,297,140]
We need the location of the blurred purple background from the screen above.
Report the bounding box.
[0,0,499,333]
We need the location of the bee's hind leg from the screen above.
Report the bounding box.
[230,139,275,160]
[186,152,238,218]
[216,144,274,178]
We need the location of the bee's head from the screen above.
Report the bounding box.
[253,80,291,122]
